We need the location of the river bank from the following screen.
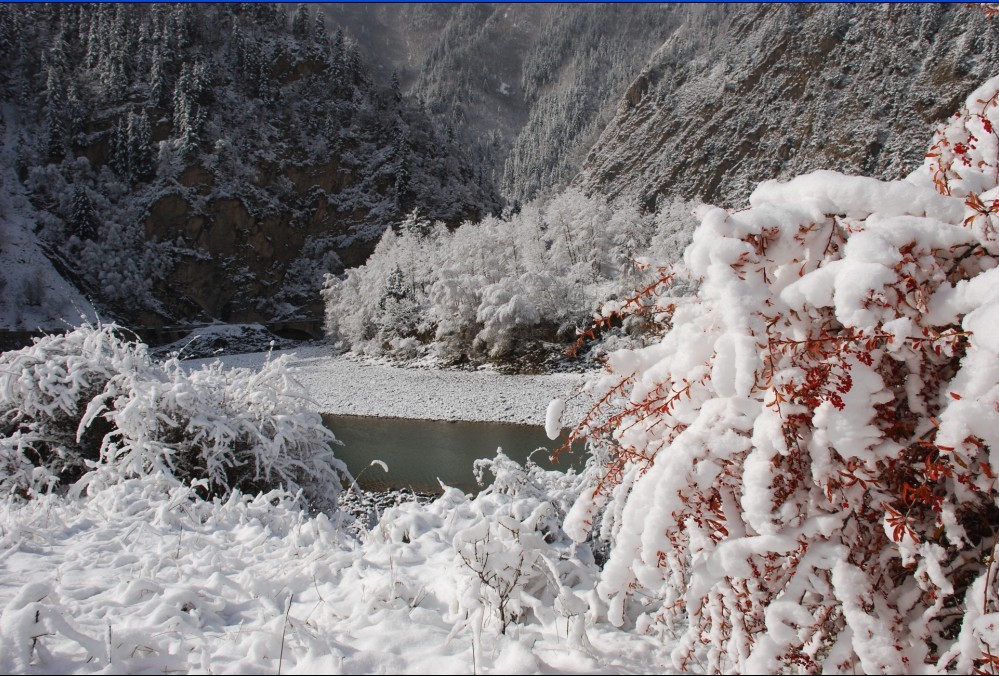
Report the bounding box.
[192,345,595,427]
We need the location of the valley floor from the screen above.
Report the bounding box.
[195,346,595,427]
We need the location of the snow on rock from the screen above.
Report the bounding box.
[149,323,298,360]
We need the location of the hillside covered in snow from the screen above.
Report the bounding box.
[0,104,97,335]
[1,3,496,329]
[577,3,999,209]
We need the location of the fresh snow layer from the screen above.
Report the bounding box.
[0,479,676,674]
[193,346,593,426]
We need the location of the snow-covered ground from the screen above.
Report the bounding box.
[0,477,677,674]
[193,346,595,427]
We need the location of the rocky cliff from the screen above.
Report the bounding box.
[576,4,999,209]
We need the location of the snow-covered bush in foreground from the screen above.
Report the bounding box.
[562,76,999,672]
[0,324,347,511]
[372,450,597,645]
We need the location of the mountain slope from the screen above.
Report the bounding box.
[0,103,98,335]
[323,3,680,205]
[1,3,495,329]
[576,3,999,208]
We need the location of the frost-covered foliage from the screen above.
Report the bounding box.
[562,76,999,672]
[0,324,346,511]
[322,192,699,368]
[371,450,595,643]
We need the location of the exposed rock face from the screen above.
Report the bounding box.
[142,155,450,324]
[576,4,999,208]
[321,3,681,206]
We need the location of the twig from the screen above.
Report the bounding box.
[278,593,293,676]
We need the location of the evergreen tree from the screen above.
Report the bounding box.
[291,4,309,38]
[332,26,345,61]
[149,43,167,106]
[172,62,204,155]
[127,110,153,183]
[48,31,68,75]
[390,70,402,104]
[401,208,432,239]
[83,11,100,69]
[44,65,67,160]
[109,118,128,178]
[382,265,407,304]
[328,26,346,86]
[169,5,194,52]
[136,17,153,74]
[65,81,85,147]
[347,44,362,85]
[70,186,99,241]
[0,7,16,63]
[101,53,126,103]
[231,23,246,75]
[242,38,262,96]
[314,10,328,50]
[391,122,413,207]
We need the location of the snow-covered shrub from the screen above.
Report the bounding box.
[322,189,672,367]
[452,452,595,640]
[0,325,142,495]
[562,76,999,672]
[366,450,595,642]
[0,325,347,510]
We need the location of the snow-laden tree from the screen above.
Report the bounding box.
[43,65,66,160]
[291,3,309,39]
[126,110,154,183]
[0,324,348,512]
[69,185,98,241]
[323,188,691,367]
[559,76,999,673]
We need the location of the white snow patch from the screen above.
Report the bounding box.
[545,397,566,440]
[0,478,675,674]
[190,346,593,426]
